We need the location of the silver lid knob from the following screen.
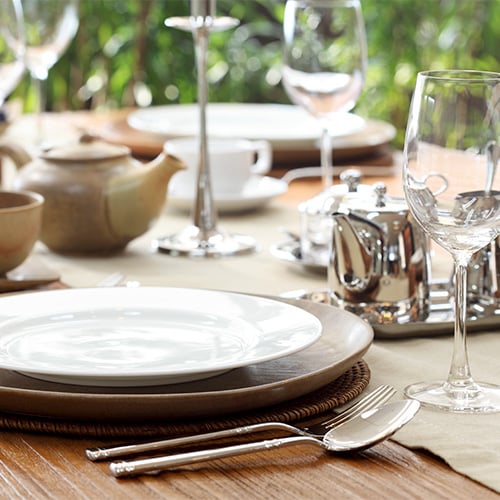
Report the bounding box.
[340,169,362,192]
[374,182,387,207]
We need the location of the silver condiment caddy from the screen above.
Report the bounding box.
[291,171,499,328]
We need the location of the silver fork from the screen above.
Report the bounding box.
[86,384,395,462]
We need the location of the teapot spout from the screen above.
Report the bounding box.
[107,152,186,240]
[330,213,375,294]
[143,151,186,190]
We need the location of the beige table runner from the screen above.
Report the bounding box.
[33,200,500,494]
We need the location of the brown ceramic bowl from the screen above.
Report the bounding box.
[0,190,44,274]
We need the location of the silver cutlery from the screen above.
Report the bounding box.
[86,384,395,462]
[109,399,420,478]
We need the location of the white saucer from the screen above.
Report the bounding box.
[168,176,288,213]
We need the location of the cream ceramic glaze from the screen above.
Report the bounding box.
[0,135,185,253]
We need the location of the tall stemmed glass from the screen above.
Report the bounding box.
[282,0,367,190]
[403,70,500,413]
[0,34,24,110]
[155,0,256,257]
[2,0,79,145]
[0,32,24,186]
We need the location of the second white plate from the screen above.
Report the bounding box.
[0,287,322,387]
[128,103,369,150]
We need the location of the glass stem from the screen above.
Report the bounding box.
[447,258,475,390]
[192,20,217,238]
[320,127,333,189]
[33,75,46,147]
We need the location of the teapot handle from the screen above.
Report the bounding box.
[0,143,33,188]
[0,143,32,170]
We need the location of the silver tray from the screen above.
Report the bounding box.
[280,282,500,339]
[272,239,500,338]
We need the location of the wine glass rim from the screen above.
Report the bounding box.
[418,69,500,81]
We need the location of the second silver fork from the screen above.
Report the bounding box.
[86,384,395,462]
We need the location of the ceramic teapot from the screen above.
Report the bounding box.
[0,135,185,253]
[329,182,431,324]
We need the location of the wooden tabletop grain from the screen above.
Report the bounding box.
[0,110,498,499]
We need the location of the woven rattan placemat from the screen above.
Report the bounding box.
[0,361,369,439]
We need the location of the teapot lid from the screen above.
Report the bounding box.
[41,134,131,162]
[299,169,374,215]
[341,182,409,215]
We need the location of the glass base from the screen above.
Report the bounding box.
[153,225,257,258]
[405,380,500,413]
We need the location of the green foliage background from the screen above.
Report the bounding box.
[12,0,500,147]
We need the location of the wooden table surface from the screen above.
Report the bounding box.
[0,110,498,499]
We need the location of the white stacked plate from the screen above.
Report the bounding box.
[127,103,396,164]
[0,287,373,420]
[0,287,322,387]
[127,103,369,149]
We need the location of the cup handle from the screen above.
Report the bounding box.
[250,140,272,176]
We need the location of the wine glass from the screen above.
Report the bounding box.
[0,0,25,112]
[1,0,79,144]
[0,31,24,186]
[282,0,367,190]
[281,0,367,267]
[403,70,500,413]
[154,1,257,257]
[0,35,24,110]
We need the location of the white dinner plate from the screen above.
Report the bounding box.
[168,175,288,213]
[127,103,369,150]
[0,288,322,387]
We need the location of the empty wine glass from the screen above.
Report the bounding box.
[282,0,367,190]
[0,34,24,111]
[0,30,24,186]
[281,0,367,266]
[0,1,24,113]
[1,0,79,144]
[403,70,500,413]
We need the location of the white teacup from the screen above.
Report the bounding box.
[165,137,272,196]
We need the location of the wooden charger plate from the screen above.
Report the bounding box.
[0,296,373,422]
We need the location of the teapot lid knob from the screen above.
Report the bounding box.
[339,168,362,192]
[374,182,387,207]
[79,132,100,144]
